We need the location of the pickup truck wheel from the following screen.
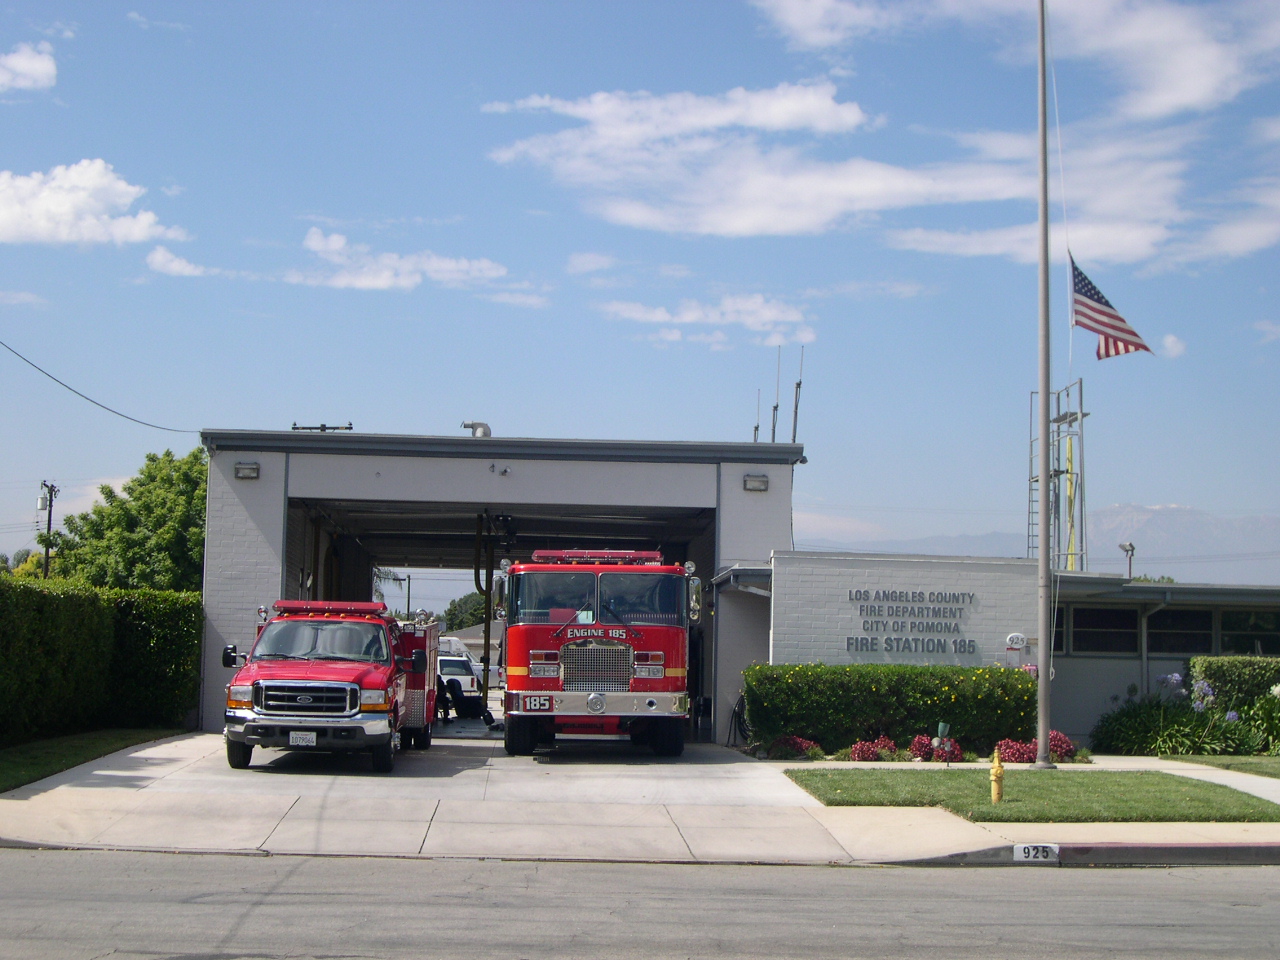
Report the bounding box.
[226,739,253,769]
[371,738,396,772]
[503,716,537,756]
[651,718,685,758]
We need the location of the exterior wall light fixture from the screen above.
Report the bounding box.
[234,462,261,480]
[743,474,769,492]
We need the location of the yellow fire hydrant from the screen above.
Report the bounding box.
[990,747,1005,804]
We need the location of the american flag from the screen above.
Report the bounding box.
[1070,255,1151,359]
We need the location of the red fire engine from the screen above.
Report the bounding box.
[222,601,439,772]
[501,550,701,757]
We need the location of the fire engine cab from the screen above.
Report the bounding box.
[501,550,701,757]
[222,601,439,772]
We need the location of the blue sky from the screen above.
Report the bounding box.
[2,1,1278,601]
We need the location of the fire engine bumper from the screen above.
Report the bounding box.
[224,709,393,750]
[505,691,689,718]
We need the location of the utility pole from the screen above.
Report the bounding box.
[38,481,59,579]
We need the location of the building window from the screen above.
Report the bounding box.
[1147,609,1212,655]
[1053,607,1064,653]
[1221,611,1280,656]
[1072,607,1138,654]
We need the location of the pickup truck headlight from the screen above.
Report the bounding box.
[360,688,388,710]
[227,684,253,709]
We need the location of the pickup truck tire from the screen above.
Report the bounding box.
[371,738,396,772]
[226,739,253,769]
[504,716,537,756]
[651,719,685,758]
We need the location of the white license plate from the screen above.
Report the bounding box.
[289,731,317,747]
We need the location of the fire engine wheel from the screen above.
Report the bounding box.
[651,719,685,758]
[504,717,538,756]
[371,738,396,773]
[226,739,253,769]
[415,724,432,750]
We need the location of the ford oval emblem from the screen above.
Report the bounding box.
[296,695,313,703]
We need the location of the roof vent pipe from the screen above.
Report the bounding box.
[462,421,491,438]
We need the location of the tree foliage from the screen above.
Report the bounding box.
[46,447,208,593]
[444,591,487,632]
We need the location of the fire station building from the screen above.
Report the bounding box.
[201,429,1280,744]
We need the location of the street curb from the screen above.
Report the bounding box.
[904,842,1280,867]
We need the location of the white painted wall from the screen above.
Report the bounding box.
[716,464,793,570]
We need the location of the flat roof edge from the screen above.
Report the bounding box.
[201,429,805,465]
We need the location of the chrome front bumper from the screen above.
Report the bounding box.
[224,708,392,749]
[506,691,688,718]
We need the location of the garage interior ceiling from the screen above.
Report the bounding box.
[294,498,715,568]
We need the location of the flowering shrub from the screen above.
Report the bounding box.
[909,734,933,761]
[932,738,963,762]
[848,740,881,761]
[993,730,1077,763]
[872,735,897,756]
[1191,679,1216,714]
[1048,729,1077,760]
[768,735,823,759]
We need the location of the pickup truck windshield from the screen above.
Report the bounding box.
[599,573,685,626]
[253,620,390,663]
[509,572,597,625]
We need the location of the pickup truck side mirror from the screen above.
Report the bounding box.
[222,644,242,669]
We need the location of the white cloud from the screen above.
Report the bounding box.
[161,184,185,198]
[146,245,207,277]
[0,159,185,244]
[802,279,924,298]
[658,263,691,278]
[600,293,815,347]
[1258,117,1280,142]
[1161,333,1186,358]
[285,227,507,291]
[0,41,56,92]
[35,22,77,40]
[484,291,549,308]
[127,12,188,31]
[566,252,615,274]
[1255,320,1280,344]
[792,508,889,542]
[0,290,43,305]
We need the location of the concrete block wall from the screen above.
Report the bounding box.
[200,451,289,731]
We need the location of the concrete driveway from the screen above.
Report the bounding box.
[0,732,1007,864]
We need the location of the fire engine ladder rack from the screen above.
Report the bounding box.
[1026,378,1089,572]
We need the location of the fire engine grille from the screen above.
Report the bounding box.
[561,642,633,692]
[256,683,355,716]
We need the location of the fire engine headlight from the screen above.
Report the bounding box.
[227,684,253,708]
[634,665,664,679]
[529,664,559,678]
[360,688,388,710]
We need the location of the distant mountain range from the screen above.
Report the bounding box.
[794,504,1280,586]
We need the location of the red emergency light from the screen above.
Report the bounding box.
[528,550,665,565]
[272,600,390,616]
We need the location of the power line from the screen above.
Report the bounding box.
[0,337,197,434]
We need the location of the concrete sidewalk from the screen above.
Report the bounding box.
[3,733,1280,866]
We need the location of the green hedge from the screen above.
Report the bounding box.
[0,578,202,746]
[742,663,1037,754]
[1190,656,1280,711]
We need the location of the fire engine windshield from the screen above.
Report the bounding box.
[252,620,390,663]
[508,572,597,625]
[600,574,686,626]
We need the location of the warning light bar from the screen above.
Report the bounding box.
[272,600,390,616]
[528,550,665,565]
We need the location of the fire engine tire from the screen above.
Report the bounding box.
[371,739,396,773]
[415,724,432,750]
[504,717,538,756]
[226,739,253,769]
[651,719,685,758]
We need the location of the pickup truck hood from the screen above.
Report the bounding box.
[234,660,393,687]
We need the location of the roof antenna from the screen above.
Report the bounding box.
[753,389,761,442]
[770,346,781,443]
[790,345,804,444]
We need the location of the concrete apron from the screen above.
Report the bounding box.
[4,734,1280,867]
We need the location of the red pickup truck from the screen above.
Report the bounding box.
[222,601,438,772]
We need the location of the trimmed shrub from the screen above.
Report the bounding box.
[768,734,822,760]
[1091,696,1258,756]
[994,730,1077,763]
[909,733,934,760]
[742,663,1037,754]
[931,738,963,762]
[0,578,202,746]
[1190,657,1280,711]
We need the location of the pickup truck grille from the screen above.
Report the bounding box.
[255,682,356,716]
[561,642,633,693]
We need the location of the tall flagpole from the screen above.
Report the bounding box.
[1035,0,1056,769]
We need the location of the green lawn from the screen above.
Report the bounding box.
[787,768,1280,823]
[0,729,183,794]
[1166,755,1280,780]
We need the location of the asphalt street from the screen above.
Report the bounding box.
[2,848,1279,960]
